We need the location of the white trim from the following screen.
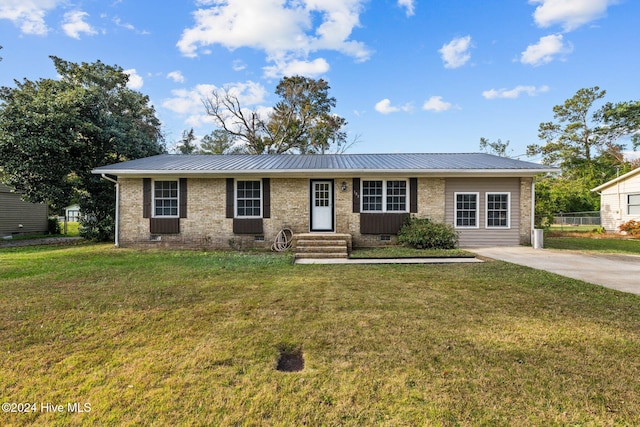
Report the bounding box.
[454,192,480,229]
[485,192,511,229]
[234,179,263,219]
[152,179,180,218]
[360,178,410,213]
[310,179,335,232]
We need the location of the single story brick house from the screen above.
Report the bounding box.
[592,167,640,232]
[92,153,555,249]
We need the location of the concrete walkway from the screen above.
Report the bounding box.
[469,246,640,295]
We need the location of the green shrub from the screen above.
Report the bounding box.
[79,216,114,241]
[47,218,61,235]
[619,219,640,236]
[397,217,458,249]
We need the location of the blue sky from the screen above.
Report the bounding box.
[1,0,638,159]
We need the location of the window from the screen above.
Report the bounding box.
[236,180,262,217]
[362,180,407,212]
[362,180,383,211]
[154,181,178,217]
[629,194,640,215]
[486,193,510,228]
[315,182,330,207]
[455,193,478,228]
[386,181,407,211]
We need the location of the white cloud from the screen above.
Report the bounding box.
[162,81,268,128]
[520,34,572,66]
[422,96,453,112]
[439,35,472,69]
[374,99,412,114]
[263,57,330,79]
[62,10,97,39]
[177,0,371,77]
[530,0,616,32]
[482,85,550,99]
[232,60,246,71]
[124,69,144,90]
[167,71,185,83]
[0,0,61,35]
[398,0,415,16]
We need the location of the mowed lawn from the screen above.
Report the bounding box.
[2,244,640,426]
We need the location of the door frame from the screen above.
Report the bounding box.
[309,179,335,232]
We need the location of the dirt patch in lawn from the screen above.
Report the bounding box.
[276,343,304,372]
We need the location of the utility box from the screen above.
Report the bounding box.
[532,229,544,249]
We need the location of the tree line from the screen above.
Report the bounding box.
[1,56,638,240]
[0,57,349,240]
[481,86,639,226]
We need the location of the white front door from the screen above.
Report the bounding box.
[311,180,334,231]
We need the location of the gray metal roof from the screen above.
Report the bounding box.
[93,153,557,176]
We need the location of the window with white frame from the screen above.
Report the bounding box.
[236,180,262,217]
[628,194,640,215]
[455,193,478,228]
[362,180,407,212]
[386,180,407,211]
[154,180,179,217]
[486,193,510,228]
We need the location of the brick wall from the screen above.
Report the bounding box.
[117,176,522,249]
[519,177,533,245]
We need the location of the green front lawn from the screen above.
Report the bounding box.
[545,236,640,255]
[350,246,475,258]
[1,244,640,426]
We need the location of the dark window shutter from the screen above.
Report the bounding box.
[143,178,151,218]
[179,178,187,218]
[410,178,418,213]
[262,178,270,218]
[226,178,234,218]
[352,178,360,213]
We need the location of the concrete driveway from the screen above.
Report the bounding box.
[469,246,640,296]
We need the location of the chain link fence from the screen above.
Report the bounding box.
[552,211,601,229]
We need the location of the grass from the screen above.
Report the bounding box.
[2,244,640,426]
[6,222,80,241]
[350,246,475,258]
[544,232,640,255]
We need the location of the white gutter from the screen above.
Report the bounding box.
[92,168,559,177]
[101,174,119,248]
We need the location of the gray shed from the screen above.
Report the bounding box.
[0,183,49,236]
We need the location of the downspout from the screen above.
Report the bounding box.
[101,174,119,247]
[531,179,536,242]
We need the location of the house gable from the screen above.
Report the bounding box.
[592,168,640,232]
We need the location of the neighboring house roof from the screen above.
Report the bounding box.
[93,153,557,177]
[592,167,640,192]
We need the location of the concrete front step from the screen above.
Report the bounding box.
[293,233,352,259]
[295,252,349,259]
[296,239,348,247]
[296,245,348,253]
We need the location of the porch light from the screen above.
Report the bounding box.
[341,181,347,192]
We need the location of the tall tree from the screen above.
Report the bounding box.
[479,137,512,157]
[598,100,640,153]
[176,128,197,154]
[527,87,640,224]
[198,129,242,154]
[527,87,607,168]
[0,56,165,240]
[203,75,348,154]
